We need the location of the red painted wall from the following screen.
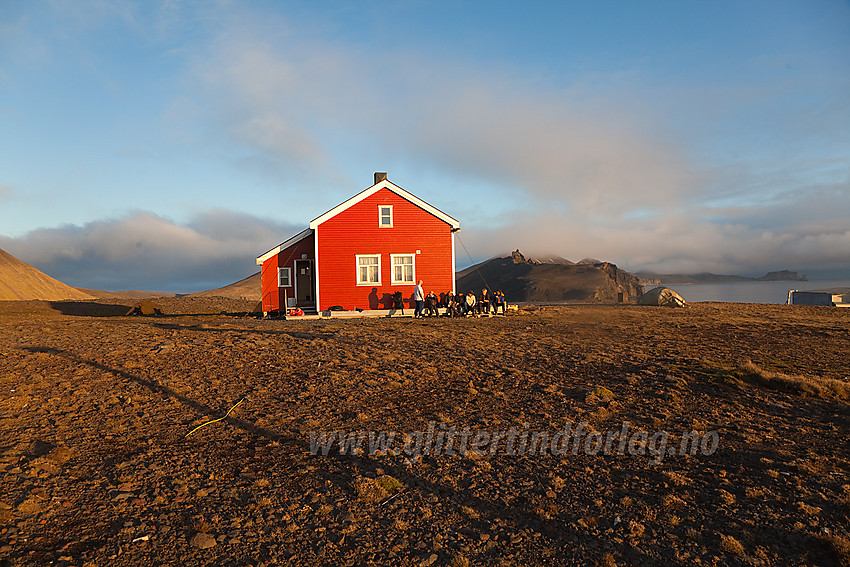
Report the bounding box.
[316,188,455,311]
[260,232,315,312]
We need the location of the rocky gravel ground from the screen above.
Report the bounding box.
[0,299,848,566]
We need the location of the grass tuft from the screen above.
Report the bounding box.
[353,475,403,503]
[720,535,744,555]
[735,360,850,401]
[720,534,745,555]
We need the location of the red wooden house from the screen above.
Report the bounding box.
[256,173,460,314]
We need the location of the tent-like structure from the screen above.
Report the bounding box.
[638,287,687,308]
[126,300,164,316]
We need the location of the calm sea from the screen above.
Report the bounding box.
[663,280,850,304]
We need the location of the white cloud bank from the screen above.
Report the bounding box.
[0,211,302,292]
[459,204,850,278]
[2,186,848,296]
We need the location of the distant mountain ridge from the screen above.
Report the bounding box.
[187,272,261,301]
[76,288,177,299]
[457,250,643,303]
[638,269,808,284]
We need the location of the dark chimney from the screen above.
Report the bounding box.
[374,172,387,184]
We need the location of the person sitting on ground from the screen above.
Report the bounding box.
[444,290,458,317]
[463,291,477,316]
[494,289,506,314]
[455,292,465,317]
[478,288,491,315]
[424,291,439,317]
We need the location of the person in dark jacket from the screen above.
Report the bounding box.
[455,292,465,317]
[424,291,439,317]
[444,290,458,317]
[494,290,506,314]
[478,288,491,315]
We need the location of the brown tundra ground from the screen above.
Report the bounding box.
[0,299,848,567]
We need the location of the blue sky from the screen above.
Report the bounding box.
[1,0,849,291]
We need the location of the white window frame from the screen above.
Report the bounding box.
[277,266,292,287]
[355,254,381,285]
[390,254,415,284]
[378,205,393,228]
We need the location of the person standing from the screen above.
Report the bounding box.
[414,280,425,318]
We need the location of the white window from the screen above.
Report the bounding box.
[391,254,415,284]
[278,267,292,287]
[356,254,381,285]
[378,205,393,227]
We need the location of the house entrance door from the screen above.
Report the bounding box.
[294,260,314,305]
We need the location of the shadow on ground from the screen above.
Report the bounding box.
[48,301,132,317]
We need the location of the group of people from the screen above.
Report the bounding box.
[414,280,506,318]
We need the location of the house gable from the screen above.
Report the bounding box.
[256,228,313,265]
[314,187,456,310]
[309,179,459,230]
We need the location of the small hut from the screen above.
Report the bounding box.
[638,287,687,308]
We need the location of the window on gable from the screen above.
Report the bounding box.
[379,205,393,227]
[278,267,292,287]
[356,255,380,285]
[391,254,415,284]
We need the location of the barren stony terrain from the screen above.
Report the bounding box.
[1,299,849,566]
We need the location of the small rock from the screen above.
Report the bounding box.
[420,553,438,566]
[190,532,217,549]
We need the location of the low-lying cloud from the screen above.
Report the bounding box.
[0,210,302,293]
[458,187,850,279]
[4,186,847,297]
